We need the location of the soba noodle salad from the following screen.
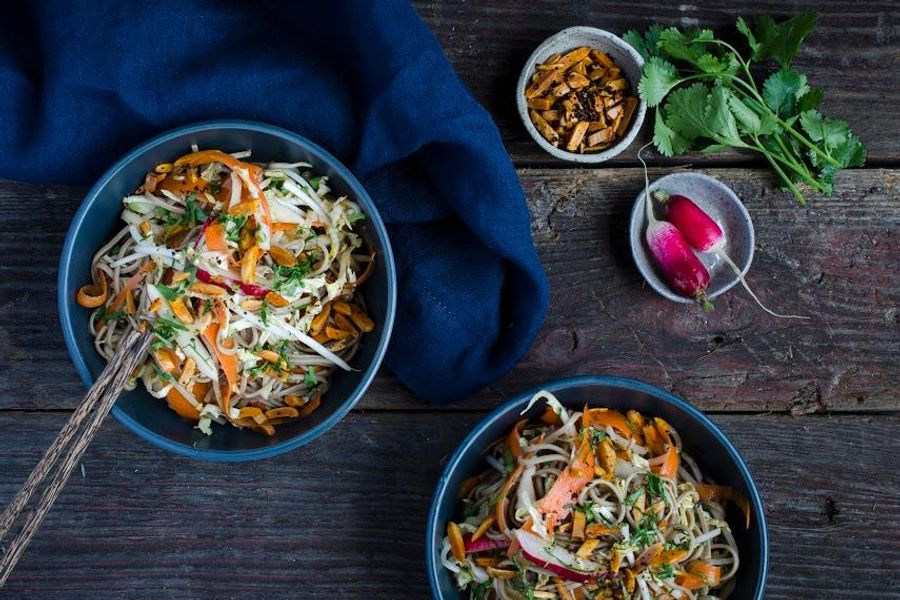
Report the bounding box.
[75,148,376,436]
[442,391,750,600]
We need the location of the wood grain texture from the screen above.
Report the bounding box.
[0,411,897,599]
[413,0,900,166]
[1,170,896,412]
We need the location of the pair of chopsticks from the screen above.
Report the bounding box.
[0,329,153,588]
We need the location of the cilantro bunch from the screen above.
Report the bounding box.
[625,12,865,204]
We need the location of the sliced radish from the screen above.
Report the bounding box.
[463,535,508,554]
[514,530,600,583]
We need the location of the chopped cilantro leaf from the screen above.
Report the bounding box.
[303,366,319,388]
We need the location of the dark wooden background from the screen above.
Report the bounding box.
[1,1,898,598]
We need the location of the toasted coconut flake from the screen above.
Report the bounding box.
[265,406,299,420]
[169,296,194,324]
[268,246,297,267]
[310,303,331,335]
[190,282,226,296]
[265,291,290,307]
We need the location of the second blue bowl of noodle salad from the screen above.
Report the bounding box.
[426,376,767,599]
[58,120,396,461]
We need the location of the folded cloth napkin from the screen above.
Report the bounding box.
[0,0,549,404]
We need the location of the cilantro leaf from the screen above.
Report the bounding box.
[796,88,824,113]
[184,193,208,225]
[799,109,850,150]
[705,86,743,146]
[303,366,319,388]
[639,57,683,107]
[663,82,712,142]
[658,27,716,66]
[155,283,184,301]
[735,16,760,56]
[750,11,819,68]
[623,24,665,61]
[653,107,692,156]
[645,473,665,498]
[694,52,739,76]
[762,68,810,118]
[728,92,769,136]
[655,563,675,580]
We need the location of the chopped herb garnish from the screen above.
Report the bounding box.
[645,473,666,499]
[151,362,174,383]
[502,447,515,473]
[630,515,659,548]
[259,298,270,326]
[625,488,645,506]
[347,213,366,224]
[308,176,322,191]
[665,537,691,551]
[655,563,675,580]
[589,427,609,447]
[273,254,314,295]
[94,305,125,323]
[303,366,319,388]
[218,213,250,244]
[155,282,186,301]
[184,193,208,225]
[151,316,187,350]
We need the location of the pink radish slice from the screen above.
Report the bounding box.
[463,535,508,554]
[654,189,808,320]
[514,530,602,584]
[196,268,270,298]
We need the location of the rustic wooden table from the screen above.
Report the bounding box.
[1,1,898,598]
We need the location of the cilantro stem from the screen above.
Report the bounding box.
[756,144,808,204]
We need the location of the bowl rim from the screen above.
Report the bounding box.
[515,26,647,164]
[57,119,397,462]
[425,374,769,599]
[629,171,756,304]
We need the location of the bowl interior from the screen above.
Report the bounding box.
[59,122,394,459]
[427,377,767,599]
[516,27,647,163]
[630,173,755,303]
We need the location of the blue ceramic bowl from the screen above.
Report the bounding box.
[58,120,396,461]
[426,376,768,599]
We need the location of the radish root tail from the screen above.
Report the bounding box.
[638,142,655,225]
[715,250,810,319]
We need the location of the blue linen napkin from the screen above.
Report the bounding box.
[0,0,549,404]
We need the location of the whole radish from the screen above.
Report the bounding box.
[653,189,808,320]
[638,146,713,310]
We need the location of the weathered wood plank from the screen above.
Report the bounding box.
[0,169,895,412]
[0,412,896,598]
[414,0,900,166]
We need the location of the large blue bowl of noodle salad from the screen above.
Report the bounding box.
[58,120,396,461]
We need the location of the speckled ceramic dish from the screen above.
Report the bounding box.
[629,172,755,304]
[516,26,647,163]
[426,376,768,599]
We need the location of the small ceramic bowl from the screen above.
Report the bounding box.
[58,120,396,461]
[426,375,769,599]
[630,172,755,304]
[516,26,647,163]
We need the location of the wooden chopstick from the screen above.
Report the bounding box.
[0,329,153,588]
